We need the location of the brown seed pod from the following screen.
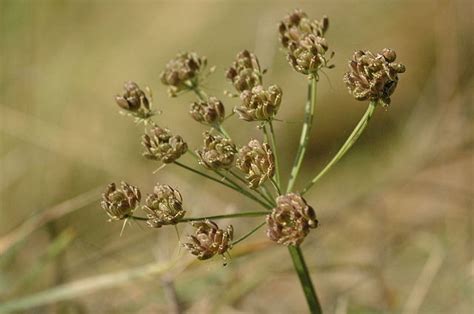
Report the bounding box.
[183,220,234,260]
[343,48,406,106]
[266,193,318,246]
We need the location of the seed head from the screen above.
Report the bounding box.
[236,85,282,121]
[278,9,329,48]
[226,50,263,93]
[189,97,225,125]
[142,124,188,163]
[266,193,318,246]
[287,34,332,75]
[343,48,406,106]
[236,139,275,189]
[279,10,332,75]
[101,182,141,221]
[143,183,185,228]
[183,220,233,260]
[160,52,207,97]
[197,132,236,170]
[115,81,153,119]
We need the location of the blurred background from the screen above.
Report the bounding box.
[0,0,472,313]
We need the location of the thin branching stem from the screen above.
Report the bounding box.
[228,170,274,206]
[232,221,266,245]
[267,120,281,188]
[286,76,318,193]
[288,245,322,314]
[301,101,377,195]
[130,211,268,223]
[173,161,270,209]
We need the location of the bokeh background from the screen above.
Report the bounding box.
[0,0,472,313]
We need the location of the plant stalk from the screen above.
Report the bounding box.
[267,120,281,188]
[288,245,322,314]
[130,211,268,223]
[301,101,377,195]
[286,76,318,193]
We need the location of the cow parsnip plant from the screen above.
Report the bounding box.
[101,9,405,313]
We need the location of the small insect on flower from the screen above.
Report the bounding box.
[183,220,234,260]
[101,182,141,221]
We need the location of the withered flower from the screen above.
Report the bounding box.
[343,48,406,106]
[236,139,275,189]
[279,9,332,75]
[197,132,236,170]
[236,85,282,121]
[287,34,332,75]
[142,124,187,163]
[160,52,207,97]
[266,193,318,246]
[278,9,329,48]
[226,50,263,93]
[183,220,233,260]
[143,183,185,228]
[189,97,225,125]
[115,81,153,119]
[101,182,141,221]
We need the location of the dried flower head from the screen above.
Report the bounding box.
[183,220,233,260]
[101,182,141,221]
[142,124,188,163]
[143,183,185,228]
[115,81,153,119]
[278,9,329,48]
[279,10,332,76]
[226,50,263,93]
[236,85,282,121]
[236,139,275,189]
[197,132,236,170]
[287,34,333,75]
[160,52,208,97]
[266,193,318,246]
[189,97,225,125]
[343,48,406,106]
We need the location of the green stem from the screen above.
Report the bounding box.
[130,211,268,223]
[229,170,274,206]
[288,246,322,314]
[267,120,281,188]
[301,101,377,195]
[232,221,266,245]
[286,76,317,193]
[287,76,318,193]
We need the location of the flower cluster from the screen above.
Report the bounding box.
[279,9,332,75]
[266,193,318,246]
[237,85,283,121]
[227,51,282,121]
[236,139,275,189]
[142,124,187,163]
[143,183,185,228]
[226,50,263,93]
[183,220,234,260]
[103,8,406,274]
[115,81,153,119]
[189,97,225,125]
[160,52,208,97]
[343,49,406,106]
[197,132,236,170]
[101,182,141,221]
